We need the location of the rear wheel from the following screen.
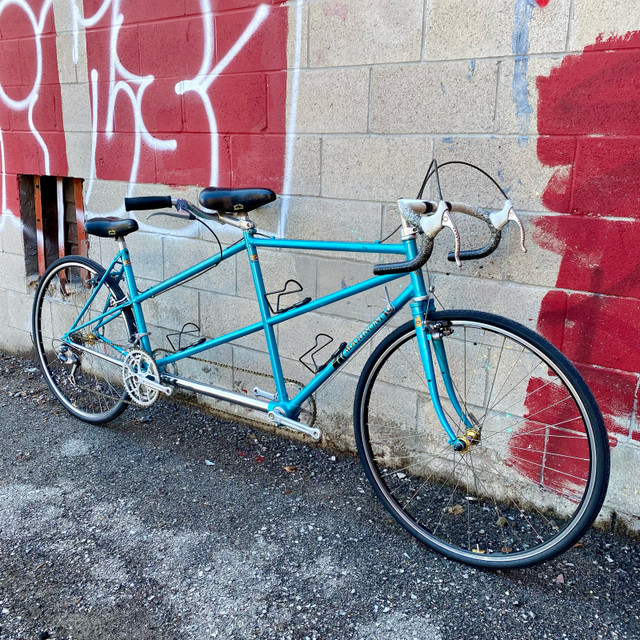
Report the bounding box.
[354,311,609,568]
[32,256,136,423]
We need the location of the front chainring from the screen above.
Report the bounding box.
[122,349,162,407]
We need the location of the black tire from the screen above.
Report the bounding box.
[32,256,136,424]
[354,310,609,569]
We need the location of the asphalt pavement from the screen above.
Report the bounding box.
[0,352,638,640]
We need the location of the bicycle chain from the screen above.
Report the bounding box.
[153,349,317,429]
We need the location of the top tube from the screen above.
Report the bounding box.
[252,236,407,255]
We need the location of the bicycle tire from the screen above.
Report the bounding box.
[32,256,136,424]
[354,310,609,569]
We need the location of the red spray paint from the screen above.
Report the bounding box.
[0,0,68,215]
[535,30,640,413]
[82,0,288,190]
[509,32,640,491]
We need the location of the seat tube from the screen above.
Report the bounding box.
[244,232,289,403]
[118,238,151,353]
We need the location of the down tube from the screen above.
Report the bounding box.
[283,285,415,410]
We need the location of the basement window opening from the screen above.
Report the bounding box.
[19,175,87,280]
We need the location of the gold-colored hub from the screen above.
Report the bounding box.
[465,428,481,445]
[454,428,482,454]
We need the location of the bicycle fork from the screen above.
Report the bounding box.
[411,300,476,452]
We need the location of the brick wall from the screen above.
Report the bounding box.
[0,0,639,527]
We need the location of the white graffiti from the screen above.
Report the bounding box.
[278,0,303,238]
[73,0,179,207]
[0,0,302,237]
[0,0,53,237]
[175,1,269,193]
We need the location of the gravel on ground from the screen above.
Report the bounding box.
[0,353,638,640]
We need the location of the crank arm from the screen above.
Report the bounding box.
[253,386,276,401]
[135,375,173,396]
[267,410,321,440]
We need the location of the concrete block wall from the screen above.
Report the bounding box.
[0,0,639,526]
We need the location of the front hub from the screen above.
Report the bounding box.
[453,437,470,453]
[465,427,481,444]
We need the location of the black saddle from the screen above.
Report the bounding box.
[198,187,276,214]
[85,217,139,238]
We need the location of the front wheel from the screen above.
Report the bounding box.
[354,310,610,569]
[32,256,136,424]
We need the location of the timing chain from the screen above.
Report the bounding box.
[152,349,317,429]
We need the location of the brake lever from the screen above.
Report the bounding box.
[146,211,195,221]
[146,198,196,222]
[489,200,527,253]
[419,201,462,266]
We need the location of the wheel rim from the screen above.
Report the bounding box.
[359,319,600,565]
[35,261,132,420]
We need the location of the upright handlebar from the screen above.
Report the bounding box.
[124,196,173,211]
[123,195,254,230]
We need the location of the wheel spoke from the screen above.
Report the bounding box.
[33,259,133,422]
[356,314,607,568]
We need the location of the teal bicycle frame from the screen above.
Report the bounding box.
[63,228,470,443]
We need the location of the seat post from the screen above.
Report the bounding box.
[117,236,133,273]
[117,236,135,290]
